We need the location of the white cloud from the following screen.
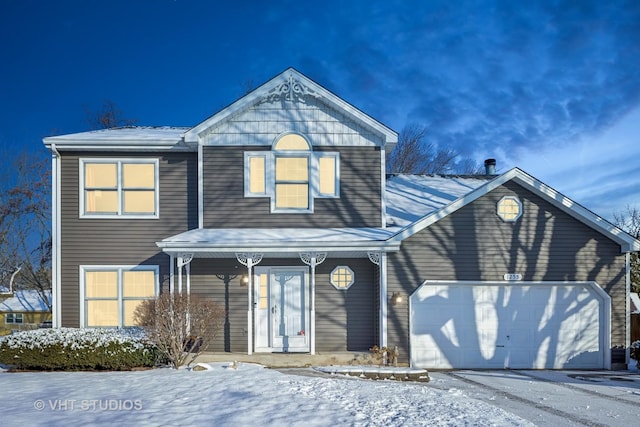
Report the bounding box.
[504,106,640,220]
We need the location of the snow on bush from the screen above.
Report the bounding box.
[0,328,160,371]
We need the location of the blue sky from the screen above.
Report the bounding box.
[1,0,639,220]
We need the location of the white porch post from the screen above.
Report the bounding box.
[169,254,175,294]
[176,254,193,295]
[300,252,327,355]
[368,252,386,348]
[380,253,388,348]
[236,253,263,355]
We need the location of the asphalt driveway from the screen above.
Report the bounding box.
[428,369,640,426]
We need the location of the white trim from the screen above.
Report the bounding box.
[380,148,386,228]
[379,253,388,348]
[329,266,355,290]
[243,151,270,197]
[409,280,611,369]
[390,168,640,253]
[315,152,340,198]
[43,144,194,152]
[253,266,311,353]
[158,242,400,254]
[51,144,62,327]
[497,195,523,222]
[78,158,160,219]
[169,254,175,294]
[626,252,631,365]
[198,144,204,229]
[79,265,159,328]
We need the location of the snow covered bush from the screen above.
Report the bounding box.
[134,293,225,369]
[0,328,159,371]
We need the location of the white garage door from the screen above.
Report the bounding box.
[410,281,610,369]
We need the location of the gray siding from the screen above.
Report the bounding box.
[59,152,197,327]
[190,258,376,353]
[316,259,376,352]
[387,181,627,363]
[202,146,382,228]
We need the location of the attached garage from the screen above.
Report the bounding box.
[410,281,611,369]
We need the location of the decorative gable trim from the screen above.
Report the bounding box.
[184,68,397,146]
[391,168,640,253]
[260,72,319,104]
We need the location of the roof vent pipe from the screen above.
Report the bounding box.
[484,158,496,175]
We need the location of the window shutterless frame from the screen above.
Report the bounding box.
[79,265,159,328]
[79,158,160,219]
[243,133,340,213]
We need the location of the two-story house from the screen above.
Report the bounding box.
[44,68,639,369]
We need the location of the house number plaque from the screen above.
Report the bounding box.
[503,273,522,281]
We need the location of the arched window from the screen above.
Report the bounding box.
[274,134,311,209]
[244,133,339,213]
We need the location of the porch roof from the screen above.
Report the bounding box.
[157,227,401,257]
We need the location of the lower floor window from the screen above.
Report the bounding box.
[82,266,158,327]
[5,313,23,324]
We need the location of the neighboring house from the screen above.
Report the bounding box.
[43,68,640,369]
[0,289,52,335]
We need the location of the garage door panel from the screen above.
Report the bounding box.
[410,282,606,369]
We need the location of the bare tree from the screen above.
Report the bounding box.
[134,293,225,369]
[85,99,138,129]
[387,124,482,174]
[613,205,640,294]
[0,152,51,308]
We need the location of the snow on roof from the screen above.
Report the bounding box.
[0,289,51,312]
[385,174,489,227]
[160,227,397,248]
[43,126,191,148]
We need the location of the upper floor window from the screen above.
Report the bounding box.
[244,133,339,213]
[497,196,522,222]
[80,159,159,218]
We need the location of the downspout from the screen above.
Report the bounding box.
[626,252,631,367]
[50,144,61,327]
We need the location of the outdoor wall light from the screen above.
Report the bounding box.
[391,292,403,306]
[240,275,249,286]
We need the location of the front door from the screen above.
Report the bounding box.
[254,267,309,352]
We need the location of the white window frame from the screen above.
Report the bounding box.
[330,265,355,290]
[79,265,159,328]
[79,158,160,219]
[243,135,340,213]
[497,196,523,222]
[5,313,23,324]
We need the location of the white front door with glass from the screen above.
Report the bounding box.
[254,267,309,352]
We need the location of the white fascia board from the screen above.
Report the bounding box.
[391,167,640,253]
[184,68,398,145]
[292,70,398,145]
[509,169,640,253]
[156,242,400,254]
[43,142,196,152]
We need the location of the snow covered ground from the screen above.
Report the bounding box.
[1,362,638,426]
[1,362,529,426]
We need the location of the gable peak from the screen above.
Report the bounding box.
[261,69,319,104]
